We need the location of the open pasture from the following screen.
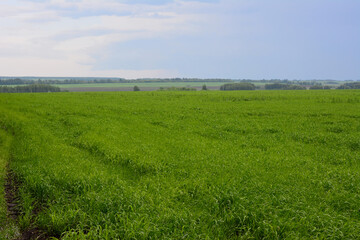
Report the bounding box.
[0,90,359,239]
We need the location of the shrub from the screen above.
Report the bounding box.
[265,83,287,90]
[0,84,61,93]
[309,85,332,90]
[337,82,360,89]
[283,85,306,90]
[158,87,196,91]
[265,83,305,90]
[220,83,255,91]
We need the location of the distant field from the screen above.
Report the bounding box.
[0,90,359,239]
[55,81,226,88]
[0,81,350,92]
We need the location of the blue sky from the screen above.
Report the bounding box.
[0,0,359,79]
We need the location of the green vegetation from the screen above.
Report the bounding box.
[133,86,140,91]
[265,83,306,90]
[0,78,233,85]
[0,90,359,239]
[337,82,360,89]
[1,78,358,91]
[220,83,256,90]
[158,86,196,91]
[309,85,332,90]
[0,84,61,93]
[54,82,227,89]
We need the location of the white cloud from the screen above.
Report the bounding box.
[0,0,218,77]
[0,56,177,78]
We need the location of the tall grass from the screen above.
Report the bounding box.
[0,90,359,239]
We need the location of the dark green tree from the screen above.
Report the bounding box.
[0,84,61,93]
[220,83,255,91]
[337,82,360,89]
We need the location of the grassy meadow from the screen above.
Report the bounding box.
[0,90,359,239]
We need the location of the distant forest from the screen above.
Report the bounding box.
[0,77,358,86]
[0,78,359,91]
[337,82,360,89]
[0,84,61,93]
[265,83,306,90]
[220,83,256,90]
[0,78,234,85]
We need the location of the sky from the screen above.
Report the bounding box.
[0,0,359,79]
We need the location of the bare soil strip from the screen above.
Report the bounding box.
[5,170,21,221]
[5,168,49,240]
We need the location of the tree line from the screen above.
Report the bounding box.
[337,82,360,89]
[2,77,357,86]
[0,84,61,93]
[158,87,196,91]
[220,83,336,91]
[265,83,306,90]
[220,83,256,90]
[309,85,332,90]
[0,78,234,85]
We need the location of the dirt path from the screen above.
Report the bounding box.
[5,170,21,221]
[5,168,49,240]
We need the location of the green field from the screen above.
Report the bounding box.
[0,91,359,239]
[54,82,225,88]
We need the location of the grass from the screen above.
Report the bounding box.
[0,90,359,239]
